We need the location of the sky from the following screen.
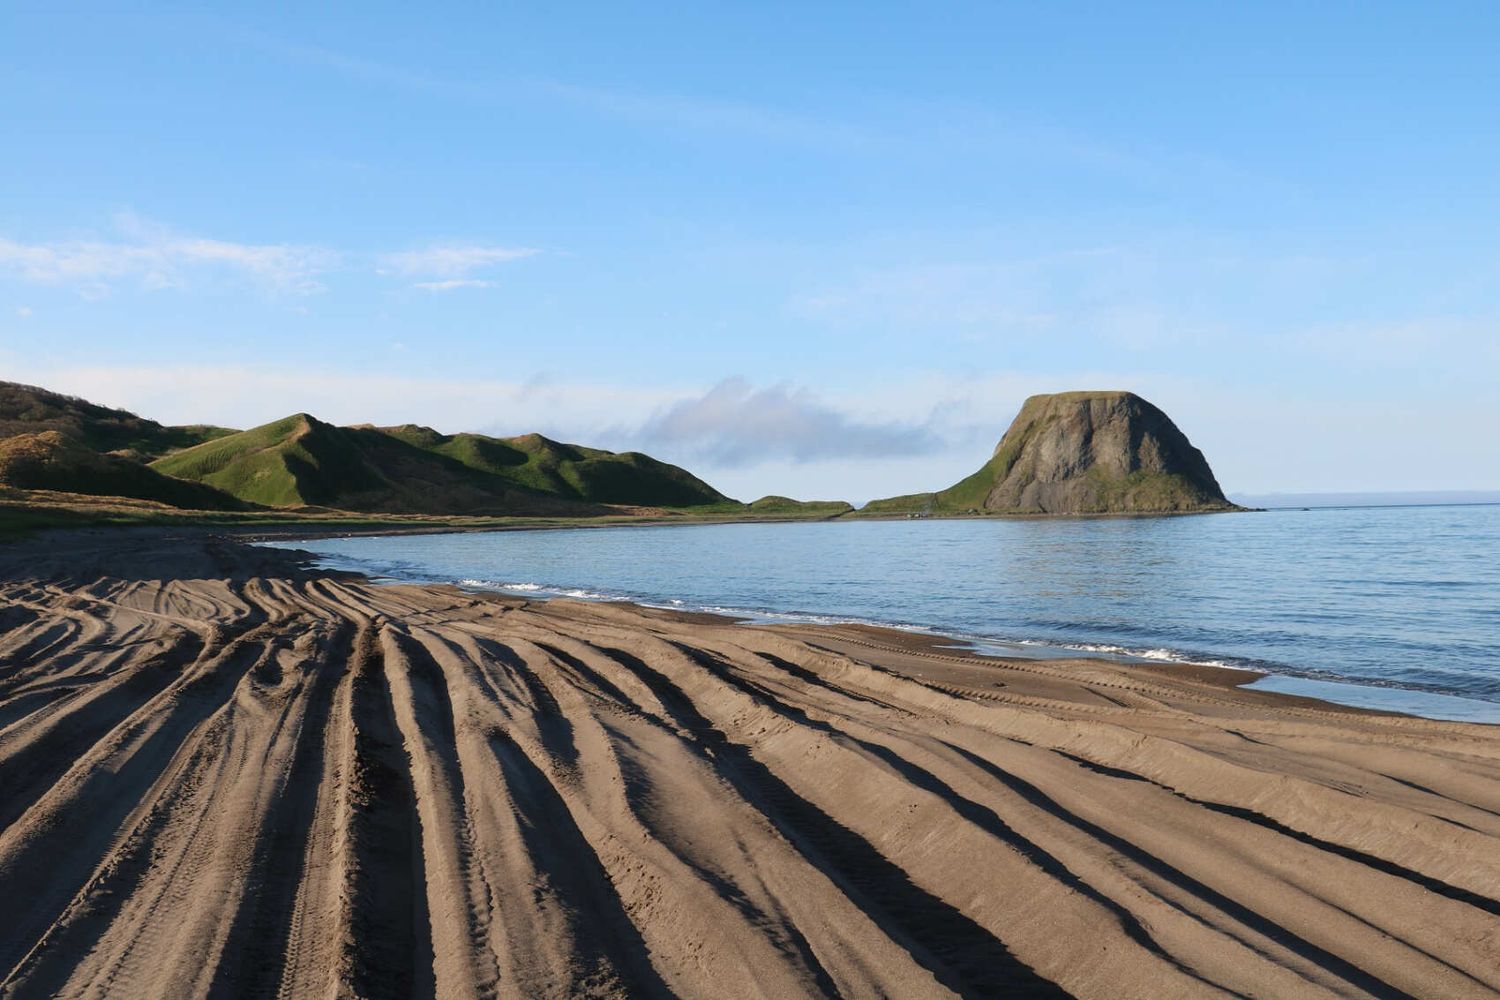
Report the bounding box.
[3,2,1498,503]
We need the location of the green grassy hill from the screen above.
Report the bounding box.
[0,381,235,458]
[379,425,732,507]
[1,382,857,523]
[745,495,854,517]
[0,431,248,510]
[150,414,617,515]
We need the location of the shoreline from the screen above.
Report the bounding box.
[2,527,1498,996]
[261,525,1500,726]
[1,487,1256,547]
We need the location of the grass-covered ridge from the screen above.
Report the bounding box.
[379,425,731,507]
[0,381,234,458]
[0,432,247,510]
[151,415,601,514]
[151,414,737,514]
[0,382,868,529]
[746,495,854,516]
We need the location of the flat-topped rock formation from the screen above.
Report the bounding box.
[866,390,1239,515]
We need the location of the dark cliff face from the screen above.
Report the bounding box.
[975,391,1234,513]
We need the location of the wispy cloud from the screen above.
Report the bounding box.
[412,278,498,292]
[236,25,1199,168]
[536,80,879,150]
[0,217,543,297]
[0,217,336,297]
[237,25,1221,177]
[379,245,539,285]
[233,27,491,102]
[234,26,878,152]
[629,378,942,466]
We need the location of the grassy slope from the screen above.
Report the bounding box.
[0,432,248,510]
[0,490,848,542]
[0,381,234,458]
[0,492,578,541]
[153,413,708,515]
[745,495,854,517]
[379,425,731,507]
[858,417,1037,516]
[152,415,382,507]
[384,425,730,505]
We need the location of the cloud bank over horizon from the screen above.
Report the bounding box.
[625,378,942,466]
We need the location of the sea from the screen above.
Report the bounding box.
[262,504,1500,723]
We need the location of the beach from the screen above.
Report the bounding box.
[1,529,1497,998]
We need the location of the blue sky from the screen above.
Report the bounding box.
[3,2,1498,502]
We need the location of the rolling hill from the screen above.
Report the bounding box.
[378,425,730,507]
[149,414,734,514]
[149,414,597,514]
[0,382,853,522]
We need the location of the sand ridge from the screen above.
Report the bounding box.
[0,531,1497,998]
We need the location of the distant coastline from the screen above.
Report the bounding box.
[1231,489,1500,509]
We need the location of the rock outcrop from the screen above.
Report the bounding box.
[865,391,1238,515]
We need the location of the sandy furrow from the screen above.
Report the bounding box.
[44,638,300,998]
[1,535,1497,999]
[546,624,1160,997]
[324,624,435,1000]
[541,611,1500,996]
[664,633,1438,991]
[413,627,657,997]
[0,622,280,985]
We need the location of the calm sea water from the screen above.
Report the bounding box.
[264,505,1500,723]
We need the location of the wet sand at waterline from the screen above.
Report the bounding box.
[1,531,1497,998]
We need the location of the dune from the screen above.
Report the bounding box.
[0,530,1496,998]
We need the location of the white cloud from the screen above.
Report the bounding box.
[14,306,30,317]
[628,378,942,465]
[0,218,547,297]
[379,245,538,280]
[0,217,336,296]
[413,278,498,291]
